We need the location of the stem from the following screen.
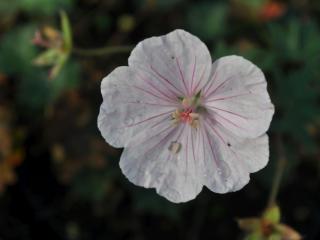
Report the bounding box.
[72,45,133,57]
[267,135,287,207]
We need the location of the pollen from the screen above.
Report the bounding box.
[172,108,200,128]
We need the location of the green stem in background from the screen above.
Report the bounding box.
[267,135,287,207]
[72,45,133,57]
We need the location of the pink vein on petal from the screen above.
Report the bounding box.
[190,56,197,93]
[203,125,219,169]
[150,65,183,96]
[184,129,189,183]
[206,105,248,120]
[139,125,177,155]
[205,92,251,102]
[176,57,189,95]
[136,72,177,102]
[149,115,171,129]
[204,118,227,145]
[190,128,198,178]
[132,126,182,183]
[120,110,172,129]
[202,69,219,96]
[191,65,206,95]
[132,85,174,103]
[208,109,246,130]
[204,76,233,99]
[205,118,242,168]
[126,101,177,107]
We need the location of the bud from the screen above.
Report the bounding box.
[238,205,302,240]
[263,205,281,224]
[32,11,72,79]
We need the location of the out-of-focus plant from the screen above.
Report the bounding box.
[267,19,320,154]
[238,136,301,240]
[0,0,73,16]
[231,0,286,22]
[187,2,228,40]
[33,11,72,79]
[33,11,133,79]
[0,24,80,112]
[238,205,302,240]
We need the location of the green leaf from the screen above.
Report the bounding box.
[50,60,80,100]
[21,0,73,15]
[33,49,60,66]
[236,0,267,10]
[133,0,183,10]
[0,25,38,75]
[0,0,73,15]
[187,2,228,40]
[60,10,73,52]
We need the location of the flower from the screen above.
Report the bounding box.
[98,29,274,203]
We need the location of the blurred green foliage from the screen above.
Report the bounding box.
[0,0,73,15]
[0,25,79,112]
[187,2,228,40]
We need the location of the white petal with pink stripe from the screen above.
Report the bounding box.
[98,29,274,203]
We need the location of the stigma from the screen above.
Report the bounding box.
[172,108,200,128]
[172,92,203,128]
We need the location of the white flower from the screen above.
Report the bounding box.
[98,29,274,203]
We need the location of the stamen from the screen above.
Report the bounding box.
[172,92,203,128]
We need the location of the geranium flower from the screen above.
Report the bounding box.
[98,29,274,203]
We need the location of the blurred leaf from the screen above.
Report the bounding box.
[0,0,73,15]
[133,0,183,10]
[50,61,80,99]
[0,25,38,75]
[60,10,73,52]
[234,0,266,10]
[187,2,228,40]
[265,19,320,153]
[0,1,19,15]
[22,0,73,14]
[33,48,61,66]
[16,71,51,110]
[213,41,276,71]
[244,233,262,240]
[267,19,320,61]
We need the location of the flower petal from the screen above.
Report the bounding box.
[98,66,178,148]
[203,55,274,138]
[128,29,212,97]
[119,124,203,203]
[200,117,269,193]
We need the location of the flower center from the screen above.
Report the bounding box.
[180,108,193,123]
[172,91,203,128]
[172,108,200,128]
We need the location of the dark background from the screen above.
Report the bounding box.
[0,0,320,239]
